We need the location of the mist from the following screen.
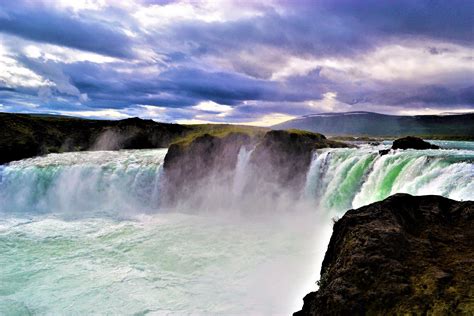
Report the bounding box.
[2,140,472,313]
[0,144,336,314]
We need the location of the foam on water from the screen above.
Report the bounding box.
[0,142,473,314]
[0,211,328,315]
[305,145,474,212]
[0,149,167,216]
[0,148,326,314]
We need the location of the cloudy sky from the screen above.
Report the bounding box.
[0,0,473,125]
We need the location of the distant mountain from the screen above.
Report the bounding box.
[273,111,474,138]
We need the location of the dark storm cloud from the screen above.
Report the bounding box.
[50,60,324,108]
[319,0,474,45]
[160,0,473,64]
[0,2,133,58]
[0,0,473,122]
[388,85,474,106]
[162,9,368,62]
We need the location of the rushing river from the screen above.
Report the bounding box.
[0,141,473,314]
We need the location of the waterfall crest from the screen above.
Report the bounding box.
[0,149,168,215]
[1,143,473,216]
[304,146,474,212]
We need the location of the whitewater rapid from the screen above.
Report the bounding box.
[0,141,473,314]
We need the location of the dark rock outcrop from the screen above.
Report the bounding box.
[162,129,349,205]
[0,113,190,164]
[295,194,474,315]
[392,136,440,150]
[249,130,350,192]
[379,136,440,156]
[163,132,254,204]
[378,148,391,156]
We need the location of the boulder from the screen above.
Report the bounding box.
[378,148,391,156]
[295,193,474,315]
[392,136,440,150]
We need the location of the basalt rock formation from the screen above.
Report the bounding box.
[163,132,255,204]
[295,193,474,315]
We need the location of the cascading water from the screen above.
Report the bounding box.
[0,148,322,315]
[0,141,473,314]
[232,146,254,196]
[304,142,474,213]
[0,149,168,215]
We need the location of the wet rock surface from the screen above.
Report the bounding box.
[392,136,440,150]
[295,193,474,315]
[249,130,349,192]
[163,132,254,204]
[379,136,440,156]
[162,129,349,204]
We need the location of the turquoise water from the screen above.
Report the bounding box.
[0,212,325,315]
[0,149,327,315]
[0,143,473,314]
[305,143,474,211]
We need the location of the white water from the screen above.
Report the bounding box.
[305,144,474,212]
[0,150,167,216]
[0,142,473,314]
[232,146,254,197]
[0,149,326,315]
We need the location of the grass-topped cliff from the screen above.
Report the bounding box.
[162,128,350,206]
[168,123,268,146]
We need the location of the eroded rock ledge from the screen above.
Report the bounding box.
[295,193,474,315]
[162,129,349,205]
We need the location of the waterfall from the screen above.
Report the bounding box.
[0,149,168,215]
[232,146,254,197]
[304,145,474,212]
[0,141,473,314]
[1,143,473,216]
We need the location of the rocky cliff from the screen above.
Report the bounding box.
[295,193,474,315]
[248,130,350,192]
[0,113,190,164]
[163,132,256,205]
[162,129,349,206]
